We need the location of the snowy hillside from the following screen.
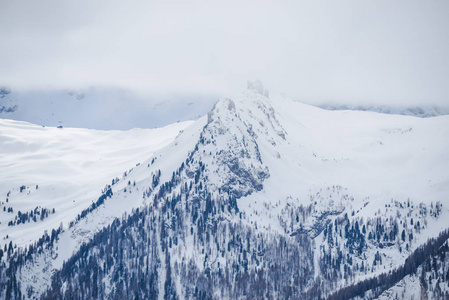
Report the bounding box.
[0,83,448,299]
[376,236,449,300]
[0,119,193,249]
[0,87,215,130]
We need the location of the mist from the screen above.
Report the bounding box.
[1,0,448,107]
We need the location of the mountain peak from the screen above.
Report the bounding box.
[247,79,269,98]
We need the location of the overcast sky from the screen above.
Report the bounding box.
[1,0,448,106]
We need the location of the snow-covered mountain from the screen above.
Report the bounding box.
[1,83,448,299]
[0,87,216,130]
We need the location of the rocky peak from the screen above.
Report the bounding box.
[247,80,269,98]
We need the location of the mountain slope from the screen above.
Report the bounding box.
[0,119,193,249]
[376,235,449,300]
[0,85,448,299]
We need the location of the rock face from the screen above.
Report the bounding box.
[201,97,269,198]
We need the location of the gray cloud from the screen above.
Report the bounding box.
[1,0,448,106]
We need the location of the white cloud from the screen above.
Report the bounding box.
[1,0,448,106]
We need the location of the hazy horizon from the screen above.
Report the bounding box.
[1,0,448,107]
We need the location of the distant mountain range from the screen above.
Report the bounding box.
[0,87,216,130]
[316,103,449,118]
[2,87,448,133]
